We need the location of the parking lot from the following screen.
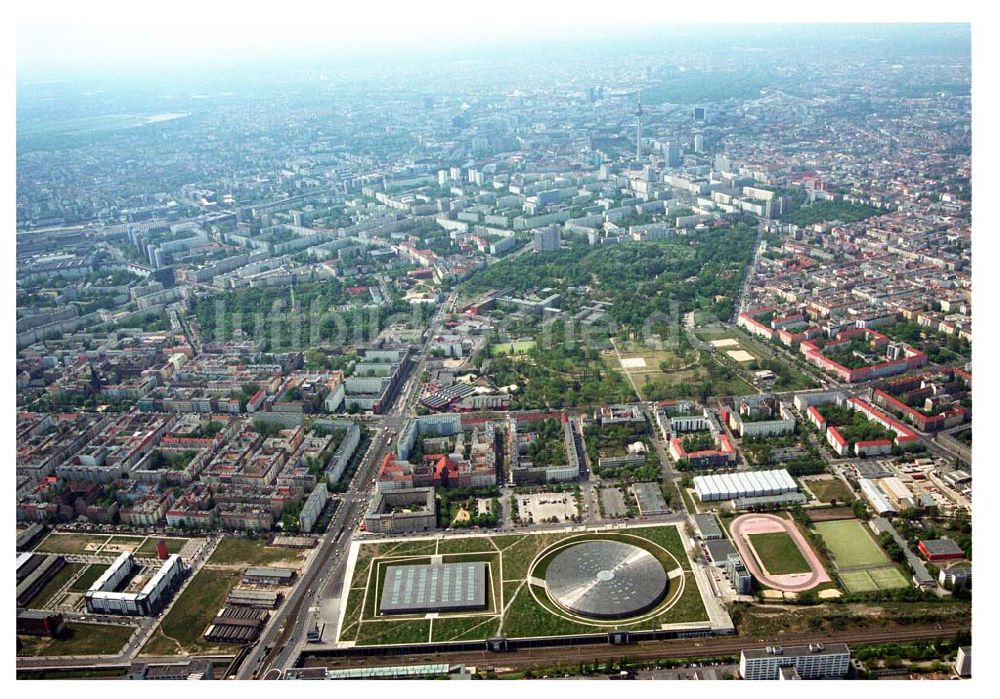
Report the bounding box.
[518,492,579,523]
[599,487,627,518]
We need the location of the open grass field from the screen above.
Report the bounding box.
[208,537,307,569]
[601,339,701,400]
[806,477,855,504]
[747,532,812,575]
[68,563,106,592]
[436,536,500,555]
[337,524,709,647]
[430,614,502,643]
[355,618,431,646]
[34,532,109,554]
[618,355,757,401]
[26,562,84,608]
[17,667,129,680]
[17,622,135,658]
[136,537,191,556]
[613,343,693,372]
[104,535,146,551]
[379,539,438,557]
[733,598,970,638]
[814,520,888,568]
[140,567,242,656]
[695,327,819,392]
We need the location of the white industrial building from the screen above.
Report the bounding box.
[858,478,897,515]
[694,469,797,502]
[85,551,186,616]
[879,476,916,509]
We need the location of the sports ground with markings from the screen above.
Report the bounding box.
[730,513,830,592]
[813,519,908,592]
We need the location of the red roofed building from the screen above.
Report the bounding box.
[917,539,965,562]
[826,426,849,456]
[668,433,736,468]
[806,405,826,431]
[799,327,927,383]
[854,439,893,457]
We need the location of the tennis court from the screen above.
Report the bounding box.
[870,567,909,589]
[839,570,880,593]
[814,519,908,592]
[838,566,908,592]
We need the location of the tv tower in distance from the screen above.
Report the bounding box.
[635,88,643,162]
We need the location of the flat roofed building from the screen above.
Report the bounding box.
[726,553,753,594]
[85,553,185,616]
[706,539,738,564]
[694,513,724,540]
[734,491,808,511]
[939,566,971,589]
[740,643,851,680]
[226,588,281,609]
[16,609,66,637]
[127,659,215,680]
[918,538,965,561]
[379,561,487,615]
[365,487,437,534]
[632,482,670,515]
[242,567,295,585]
[16,523,46,551]
[16,553,65,607]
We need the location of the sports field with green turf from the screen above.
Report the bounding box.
[814,519,887,568]
[747,532,812,575]
[814,519,908,592]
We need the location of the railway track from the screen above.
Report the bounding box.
[300,622,968,673]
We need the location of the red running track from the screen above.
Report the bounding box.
[729,512,830,592]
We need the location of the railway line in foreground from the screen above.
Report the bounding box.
[298,622,969,674]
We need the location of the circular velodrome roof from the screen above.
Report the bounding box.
[544,540,668,619]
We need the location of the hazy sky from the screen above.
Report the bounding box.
[16,1,971,81]
[16,5,673,78]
